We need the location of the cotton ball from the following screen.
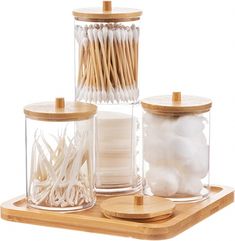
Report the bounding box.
[143,137,166,165]
[178,175,203,195]
[191,133,207,146]
[167,135,196,166]
[160,118,175,134]
[143,125,165,140]
[184,145,209,178]
[143,112,165,127]
[143,113,166,137]
[143,113,174,138]
[146,166,180,197]
[174,115,206,137]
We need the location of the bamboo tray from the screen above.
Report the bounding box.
[1,186,234,240]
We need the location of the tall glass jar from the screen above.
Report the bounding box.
[73,1,142,195]
[141,92,212,202]
[24,98,97,211]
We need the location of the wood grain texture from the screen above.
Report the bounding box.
[1,186,234,240]
[141,95,212,115]
[103,1,112,12]
[72,6,142,22]
[24,101,97,121]
[100,195,175,220]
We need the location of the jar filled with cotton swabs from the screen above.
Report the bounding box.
[141,92,212,202]
[24,98,97,211]
[73,1,142,103]
[73,1,142,195]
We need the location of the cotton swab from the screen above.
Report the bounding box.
[75,23,140,103]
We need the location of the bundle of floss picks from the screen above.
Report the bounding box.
[29,129,93,208]
[144,112,209,197]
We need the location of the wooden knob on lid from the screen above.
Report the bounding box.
[134,195,144,206]
[172,91,181,103]
[103,1,112,12]
[55,98,65,109]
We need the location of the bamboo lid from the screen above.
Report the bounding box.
[100,195,175,221]
[141,92,212,116]
[24,98,97,121]
[73,1,142,22]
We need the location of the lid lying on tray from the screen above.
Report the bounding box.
[141,92,212,116]
[24,97,97,121]
[100,195,175,222]
[73,1,142,22]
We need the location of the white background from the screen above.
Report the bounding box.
[0,0,234,240]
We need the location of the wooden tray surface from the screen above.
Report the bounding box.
[1,186,234,240]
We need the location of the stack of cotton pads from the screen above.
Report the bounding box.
[96,111,136,188]
[143,112,209,197]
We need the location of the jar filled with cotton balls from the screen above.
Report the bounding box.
[24,98,97,211]
[141,92,212,202]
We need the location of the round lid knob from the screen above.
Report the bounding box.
[103,1,112,12]
[55,97,65,109]
[172,91,182,102]
[134,195,144,206]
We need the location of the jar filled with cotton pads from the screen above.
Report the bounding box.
[24,98,97,211]
[141,92,212,202]
[95,104,141,194]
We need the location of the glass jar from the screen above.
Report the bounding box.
[73,1,142,195]
[24,98,97,211]
[95,103,141,194]
[141,92,212,202]
[73,1,142,104]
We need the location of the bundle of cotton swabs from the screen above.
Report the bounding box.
[29,129,93,208]
[75,23,139,103]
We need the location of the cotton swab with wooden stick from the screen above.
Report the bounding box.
[109,29,124,101]
[133,25,139,99]
[121,28,135,101]
[87,28,100,102]
[75,23,140,103]
[93,28,106,102]
[98,29,115,103]
[113,29,129,101]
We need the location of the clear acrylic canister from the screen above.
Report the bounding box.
[73,0,142,103]
[73,1,142,195]
[141,92,212,202]
[24,98,97,211]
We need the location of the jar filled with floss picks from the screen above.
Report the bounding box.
[24,98,97,211]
